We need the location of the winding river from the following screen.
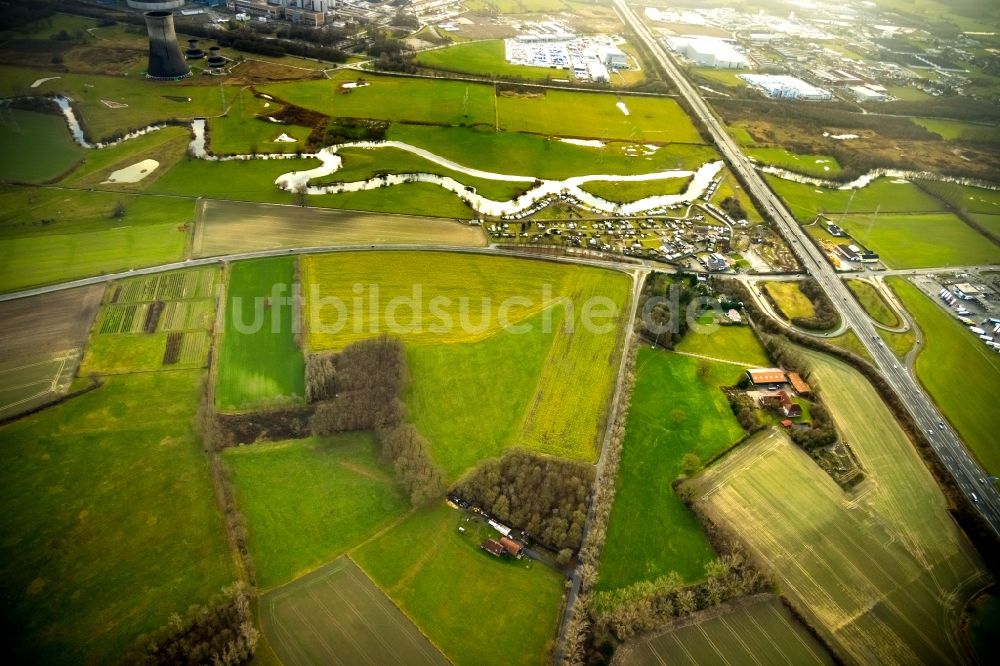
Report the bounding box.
[11,95,1000,217]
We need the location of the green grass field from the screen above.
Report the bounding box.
[0,371,234,664]
[497,89,703,143]
[262,71,496,127]
[320,144,523,201]
[0,109,83,183]
[0,187,193,292]
[62,125,191,191]
[148,156,314,205]
[711,167,763,222]
[834,212,1000,268]
[578,177,690,202]
[0,66,226,141]
[616,595,834,665]
[845,279,901,327]
[216,257,305,411]
[311,181,476,218]
[888,277,1000,474]
[209,87,312,155]
[879,327,916,359]
[352,504,565,665]
[766,175,946,222]
[693,67,747,88]
[301,251,620,348]
[969,213,1000,238]
[385,124,719,178]
[747,147,841,178]
[260,557,448,666]
[825,329,874,364]
[763,281,815,320]
[674,324,770,366]
[917,179,1000,215]
[406,309,554,479]
[913,118,1000,142]
[416,40,551,80]
[303,251,629,473]
[223,434,410,589]
[598,348,746,590]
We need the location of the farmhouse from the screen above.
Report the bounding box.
[481,539,505,558]
[747,368,787,386]
[758,391,801,418]
[499,537,523,557]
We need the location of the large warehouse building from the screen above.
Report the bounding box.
[739,74,832,100]
[668,37,748,69]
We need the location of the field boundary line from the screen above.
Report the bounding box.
[347,508,417,558]
[343,564,447,664]
[665,349,762,367]
[387,514,452,595]
[345,553,456,665]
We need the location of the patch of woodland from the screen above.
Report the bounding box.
[127,582,258,666]
[453,449,595,552]
[309,335,445,506]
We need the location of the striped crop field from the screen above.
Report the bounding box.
[616,595,834,665]
[260,556,448,666]
[691,352,989,664]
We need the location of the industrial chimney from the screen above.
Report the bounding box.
[144,11,191,80]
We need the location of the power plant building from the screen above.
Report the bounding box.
[144,11,191,80]
[228,0,328,25]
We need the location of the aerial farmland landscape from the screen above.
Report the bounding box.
[0,0,999,664]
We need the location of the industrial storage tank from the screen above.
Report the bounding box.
[185,38,204,60]
[144,11,191,80]
[207,46,227,70]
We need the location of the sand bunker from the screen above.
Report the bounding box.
[101,99,128,109]
[30,77,61,88]
[341,82,371,89]
[560,138,605,148]
[274,133,297,143]
[101,159,159,184]
[616,101,630,116]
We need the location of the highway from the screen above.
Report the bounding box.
[613,0,1000,533]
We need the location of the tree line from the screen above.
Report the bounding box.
[309,335,444,506]
[127,583,258,665]
[588,550,770,644]
[561,342,639,665]
[454,449,595,552]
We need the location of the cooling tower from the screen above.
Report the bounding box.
[144,11,191,80]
